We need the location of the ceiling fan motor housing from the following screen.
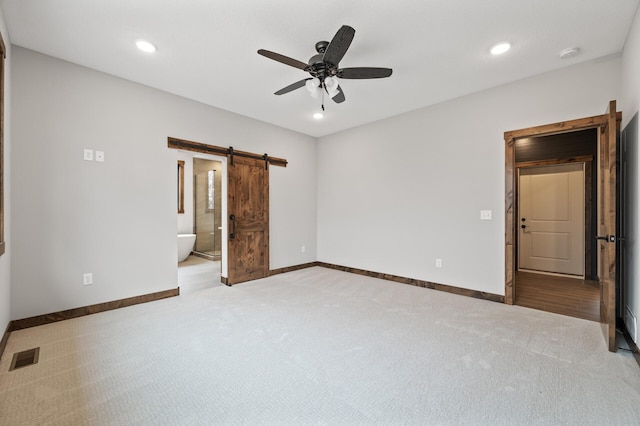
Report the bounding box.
[308,53,335,80]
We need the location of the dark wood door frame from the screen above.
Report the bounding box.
[504,110,621,305]
[599,101,619,351]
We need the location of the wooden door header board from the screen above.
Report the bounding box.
[167,137,287,168]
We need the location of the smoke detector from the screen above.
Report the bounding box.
[559,47,580,59]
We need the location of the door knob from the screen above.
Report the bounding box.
[521,218,526,222]
[521,224,527,229]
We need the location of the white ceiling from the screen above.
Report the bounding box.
[1,0,639,137]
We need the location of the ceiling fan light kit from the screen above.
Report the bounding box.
[324,76,340,97]
[306,77,321,98]
[258,25,393,110]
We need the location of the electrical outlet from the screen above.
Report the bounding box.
[436,259,442,268]
[95,151,105,162]
[301,245,306,253]
[83,149,94,161]
[83,273,93,285]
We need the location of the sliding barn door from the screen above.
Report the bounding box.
[227,156,269,285]
[599,100,618,352]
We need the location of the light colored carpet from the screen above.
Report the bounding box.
[1,267,639,425]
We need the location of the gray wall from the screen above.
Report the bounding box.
[317,56,622,297]
[10,47,317,320]
[0,8,10,332]
[622,4,640,343]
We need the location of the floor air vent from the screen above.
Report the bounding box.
[9,347,40,371]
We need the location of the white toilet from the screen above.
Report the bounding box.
[177,234,196,262]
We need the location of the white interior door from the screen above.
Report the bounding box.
[518,163,585,276]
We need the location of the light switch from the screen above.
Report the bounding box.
[83,149,93,161]
[83,273,93,285]
[95,151,105,162]
[480,210,492,220]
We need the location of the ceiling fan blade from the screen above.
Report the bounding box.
[323,25,355,66]
[258,49,308,71]
[331,86,346,103]
[274,78,311,95]
[338,67,393,79]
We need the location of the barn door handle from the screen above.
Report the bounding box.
[229,214,235,240]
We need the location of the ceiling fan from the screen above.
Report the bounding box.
[257,25,392,108]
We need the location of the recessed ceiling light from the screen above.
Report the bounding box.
[136,40,156,53]
[490,42,511,56]
[313,113,324,120]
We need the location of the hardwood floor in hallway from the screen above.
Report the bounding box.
[515,271,600,322]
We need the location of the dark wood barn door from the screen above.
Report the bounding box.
[227,156,269,285]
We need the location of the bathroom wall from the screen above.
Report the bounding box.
[11,47,318,320]
[175,150,225,252]
[212,166,222,254]
[193,158,222,255]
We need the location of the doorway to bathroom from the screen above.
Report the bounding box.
[176,150,226,294]
[193,158,222,260]
[169,136,288,286]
